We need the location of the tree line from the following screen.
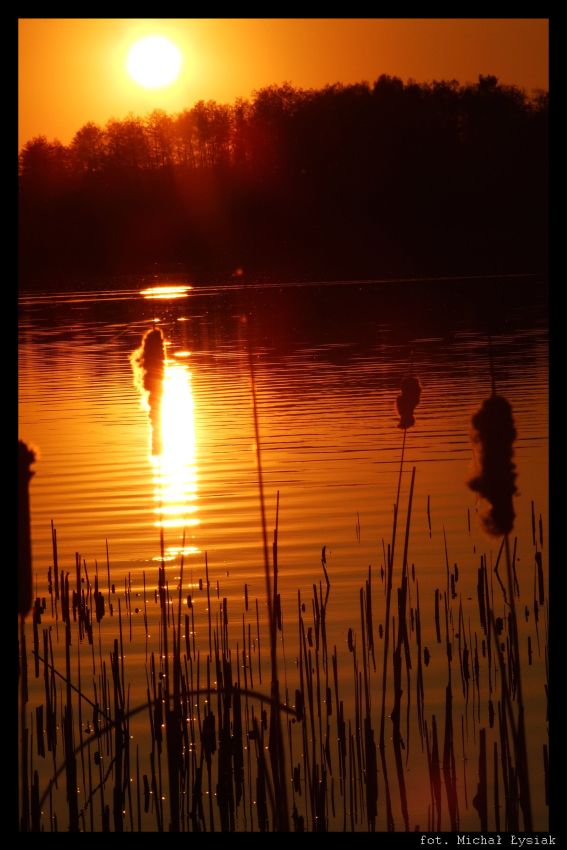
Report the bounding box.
[19,75,548,285]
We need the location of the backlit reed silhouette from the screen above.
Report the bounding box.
[18,439,37,833]
[468,395,517,536]
[21,490,546,832]
[18,440,37,619]
[467,352,532,830]
[396,376,421,431]
[130,327,165,455]
[245,315,290,831]
[380,376,421,753]
[377,373,422,826]
[18,353,547,833]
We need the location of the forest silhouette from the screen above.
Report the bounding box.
[19,75,548,286]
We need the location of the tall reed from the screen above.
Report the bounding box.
[18,343,547,833]
[468,382,532,830]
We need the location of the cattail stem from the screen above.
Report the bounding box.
[19,442,36,619]
[379,427,407,750]
[504,533,532,830]
[246,320,289,831]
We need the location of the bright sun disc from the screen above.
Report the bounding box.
[127,36,182,89]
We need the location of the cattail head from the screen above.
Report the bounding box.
[396,376,421,430]
[18,440,37,618]
[131,328,166,455]
[18,440,36,477]
[130,327,165,395]
[468,394,517,536]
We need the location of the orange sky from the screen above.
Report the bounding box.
[18,18,548,148]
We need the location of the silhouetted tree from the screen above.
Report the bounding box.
[105,114,151,172]
[70,122,106,176]
[146,110,175,169]
[19,136,69,188]
[19,76,548,284]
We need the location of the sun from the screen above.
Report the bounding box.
[126,36,182,89]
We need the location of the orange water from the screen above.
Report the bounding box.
[18,277,548,831]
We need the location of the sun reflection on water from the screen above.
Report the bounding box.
[150,359,200,560]
[140,285,192,300]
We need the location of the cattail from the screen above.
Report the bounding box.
[130,327,165,455]
[131,327,165,391]
[468,395,517,536]
[18,440,37,619]
[396,376,421,430]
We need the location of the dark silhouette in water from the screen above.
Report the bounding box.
[131,328,165,455]
[19,76,547,284]
[396,376,421,430]
[468,395,517,535]
[18,440,36,618]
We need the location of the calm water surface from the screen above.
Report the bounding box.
[18,276,548,830]
[19,277,547,583]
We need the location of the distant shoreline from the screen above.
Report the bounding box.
[18,270,548,297]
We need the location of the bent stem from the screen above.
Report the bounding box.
[380,427,407,751]
[247,321,289,831]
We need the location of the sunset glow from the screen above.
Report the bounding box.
[18,16,549,833]
[18,19,548,148]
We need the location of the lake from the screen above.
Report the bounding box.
[18,275,548,831]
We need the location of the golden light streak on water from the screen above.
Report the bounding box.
[151,360,200,557]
